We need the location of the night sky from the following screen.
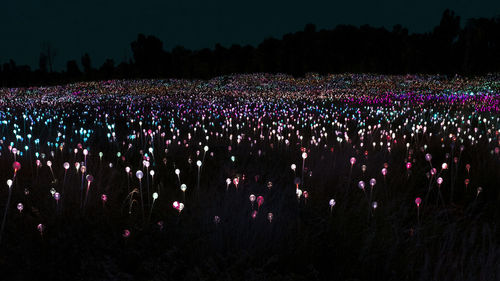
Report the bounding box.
[1,0,499,70]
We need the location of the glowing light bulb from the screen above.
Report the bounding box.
[415,197,422,207]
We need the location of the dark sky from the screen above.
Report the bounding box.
[1,0,499,71]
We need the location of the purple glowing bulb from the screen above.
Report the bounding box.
[358,181,365,190]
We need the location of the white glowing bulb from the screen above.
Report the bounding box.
[329,199,336,207]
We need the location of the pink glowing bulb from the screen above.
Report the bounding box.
[350,157,356,166]
[123,229,130,238]
[249,194,256,202]
[381,168,387,176]
[303,191,309,199]
[267,213,273,222]
[430,168,437,175]
[37,224,44,234]
[173,201,179,209]
[441,163,448,170]
[464,178,470,186]
[369,178,376,187]
[63,162,70,170]
[251,210,258,219]
[302,152,308,159]
[437,177,443,185]
[17,203,23,212]
[101,194,108,202]
[214,216,220,224]
[415,197,422,207]
[406,162,412,169]
[257,196,264,208]
[465,164,471,172]
[12,161,21,172]
[54,192,60,201]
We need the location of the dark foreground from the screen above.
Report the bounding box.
[0,74,499,280]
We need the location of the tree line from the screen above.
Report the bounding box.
[1,9,499,87]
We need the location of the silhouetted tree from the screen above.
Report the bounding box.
[81,53,92,75]
[130,34,167,77]
[1,9,499,87]
[39,53,48,73]
[66,60,81,78]
[460,17,500,74]
[432,9,461,73]
[41,42,57,73]
[100,59,115,78]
